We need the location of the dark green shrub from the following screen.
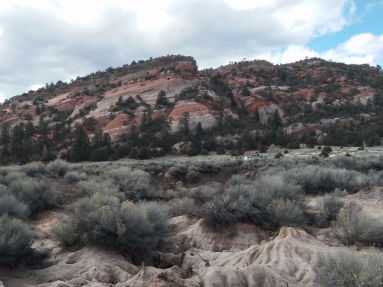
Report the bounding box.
[283,165,369,194]
[55,191,124,247]
[167,165,188,180]
[77,178,115,193]
[275,152,283,159]
[55,191,169,260]
[53,217,81,247]
[317,194,344,226]
[0,215,34,266]
[64,171,86,184]
[335,203,383,246]
[108,167,154,200]
[22,162,47,177]
[0,187,30,218]
[168,197,198,217]
[47,159,69,177]
[267,199,305,227]
[319,250,383,287]
[2,171,26,185]
[90,147,110,162]
[189,183,221,204]
[186,167,200,183]
[202,192,243,228]
[331,156,383,172]
[117,202,169,255]
[320,146,332,157]
[201,175,305,229]
[9,177,59,215]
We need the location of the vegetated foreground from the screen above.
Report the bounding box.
[2,150,383,286]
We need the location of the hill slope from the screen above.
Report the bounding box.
[0,55,382,163]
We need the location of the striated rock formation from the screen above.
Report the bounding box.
[180,227,326,287]
[37,248,138,286]
[169,101,216,132]
[3,223,331,287]
[0,54,382,158]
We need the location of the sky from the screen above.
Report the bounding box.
[0,0,382,101]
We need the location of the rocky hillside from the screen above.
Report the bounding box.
[0,55,382,163]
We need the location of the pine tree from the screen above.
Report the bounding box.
[216,109,225,135]
[53,122,67,144]
[41,145,49,162]
[241,86,251,97]
[36,118,54,160]
[188,122,204,156]
[90,129,112,162]
[71,126,90,162]
[0,124,10,163]
[179,112,190,140]
[241,131,255,150]
[128,124,140,147]
[155,90,169,108]
[125,96,138,109]
[195,123,204,141]
[25,121,35,138]
[91,128,104,149]
[11,123,27,163]
[271,110,282,129]
[37,118,49,150]
[24,121,36,160]
[157,119,172,154]
[103,133,112,150]
[117,96,123,106]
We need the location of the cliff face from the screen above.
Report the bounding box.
[1,55,382,149]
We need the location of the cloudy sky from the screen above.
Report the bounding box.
[0,0,382,101]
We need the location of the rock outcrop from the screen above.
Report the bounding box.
[169,101,216,132]
[1,55,381,152]
[181,227,326,287]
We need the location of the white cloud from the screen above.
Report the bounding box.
[273,0,355,39]
[0,0,359,98]
[256,33,383,66]
[323,33,383,65]
[224,0,279,10]
[28,83,44,91]
[0,93,5,103]
[256,45,319,64]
